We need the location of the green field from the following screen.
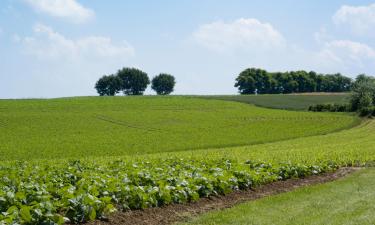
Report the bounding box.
[0,96,357,161]
[157,119,375,165]
[0,95,374,224]
[183,168,375,225]
[204,94,349,110]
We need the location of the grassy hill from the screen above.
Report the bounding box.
[0,96,357,161]
[204,93,349,110]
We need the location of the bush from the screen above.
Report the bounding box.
[308,103,350,112]
[359,106,375,117]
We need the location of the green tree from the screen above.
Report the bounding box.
[117,68,150,95]
[235,68,271,94]
[235,68,353,94]
[350,75,375,111]
[95,75,123,96]
[151,73,176,95]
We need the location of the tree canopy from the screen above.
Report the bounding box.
[350,75,375,112]
[117,68,150,95]
[235,68,352,94]
[151,73,176,95]
[94,75,123,96]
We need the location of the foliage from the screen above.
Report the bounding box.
[308,103,350,112]
[359,106,375,117]
[0,159,338,224]
[234,68,352,94]
[0,97,358,161]
[350,75,375,112]
[117,68,150,95]
[94,75,123,96]
[151,74,176,95]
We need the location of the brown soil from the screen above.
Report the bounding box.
[88,167,357,225]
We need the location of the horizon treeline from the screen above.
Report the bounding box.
[235,68,356,94]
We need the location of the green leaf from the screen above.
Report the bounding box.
[20,206,32,223]
[88,208,96,221]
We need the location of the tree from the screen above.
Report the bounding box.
[350,75,375,111]
[117,68,150,95]
[234,68,271,94]
[151,73,176,95]
[95,75,122,96]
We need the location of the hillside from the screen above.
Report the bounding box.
[204,93,349,110]
[0,96,357,161]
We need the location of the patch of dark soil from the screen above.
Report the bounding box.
[88,167,358,225]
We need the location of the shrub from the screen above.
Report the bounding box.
[308,103,350,112]
[359,106,375,117]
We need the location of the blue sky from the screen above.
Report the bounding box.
[0,0,375,98]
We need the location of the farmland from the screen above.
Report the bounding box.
[0,95,374,224]
[183,168,375,225]
[204,93,349,110]
[0,96,357,161]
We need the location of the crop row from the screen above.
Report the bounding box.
[0,158,338,224]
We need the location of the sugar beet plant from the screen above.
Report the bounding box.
[0,158,338,224]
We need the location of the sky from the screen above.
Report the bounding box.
[0,0,375,98]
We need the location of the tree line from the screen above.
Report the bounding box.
[235,68,353,94]
[308,74,375,117]
[95,67,176,96]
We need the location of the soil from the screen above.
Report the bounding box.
[87,167,357,225]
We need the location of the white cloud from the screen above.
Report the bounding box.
[193,18,285,52]
[9,24,136,98]
[317,40,375,69]
[24,0,94,23]
[333,3,375,36]
[16,24,134,61]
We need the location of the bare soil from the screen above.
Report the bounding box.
[88,167,357,225]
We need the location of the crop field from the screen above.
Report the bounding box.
[0,96,358,161]
[0,96,374,224]
[204,93,350,110]
[156,119,375,165]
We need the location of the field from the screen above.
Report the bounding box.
[203,93,349,110]
[0,96,357,161]
[0,95,374,225]
[183,168,375,225]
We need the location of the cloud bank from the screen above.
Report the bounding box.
[24,0,94,23]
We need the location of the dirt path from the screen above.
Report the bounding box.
[88,167,358,225]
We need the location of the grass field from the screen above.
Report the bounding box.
[0,96,358,161]
[183,168,375,225]
[204,93,349,110]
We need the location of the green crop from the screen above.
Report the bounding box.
[0,159,338,224]
[0,96,370,224]
[0,96,358,161]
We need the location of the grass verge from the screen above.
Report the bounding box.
[182,168,375,225]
